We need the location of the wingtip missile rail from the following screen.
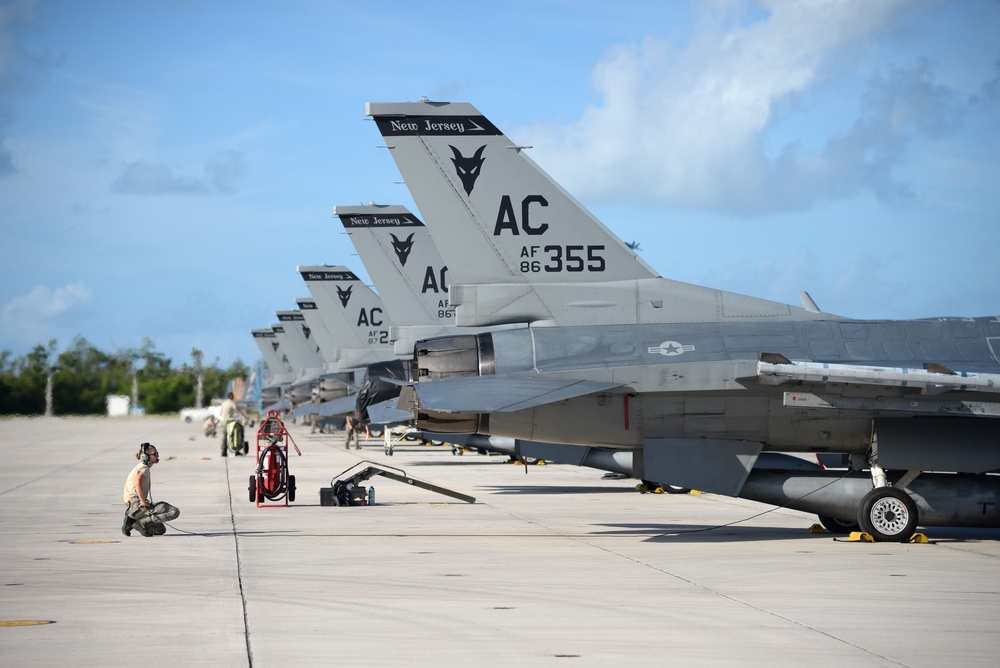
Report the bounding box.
[757,354,1000,394]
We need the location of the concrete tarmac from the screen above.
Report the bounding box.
[1,415,998,667]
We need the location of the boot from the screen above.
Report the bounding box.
[121,515,134,537]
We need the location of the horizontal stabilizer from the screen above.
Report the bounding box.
[413,376,622,413]
[367,398,413,425]
[316,394,359,417]
[291,402,316,418]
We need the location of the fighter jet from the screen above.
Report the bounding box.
[251,327,297,410]
[296,265,404,419]
[335,204,546,457]
[273,310,329,407]
[365,99,1000,542]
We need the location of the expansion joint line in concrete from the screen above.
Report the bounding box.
[225,457,254,667]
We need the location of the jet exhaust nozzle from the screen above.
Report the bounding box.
[414,333,495,380]
[415,411,487,434]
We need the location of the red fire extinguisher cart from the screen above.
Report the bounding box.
[249,410,301,507]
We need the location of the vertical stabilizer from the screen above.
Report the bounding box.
[367,101,824,326]
[367,101,657,286]
[251,329,294,384]
[294,298,343,370]
[298,265,396,368]
[335,204,452,327]
[275,310,326,375]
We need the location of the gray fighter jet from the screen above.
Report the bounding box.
[366,99,1000,542]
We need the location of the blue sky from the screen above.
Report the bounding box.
[1,0,998,369]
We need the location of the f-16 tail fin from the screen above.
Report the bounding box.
[367,100,657,287]
[368,100,825,327]
[251,328,294,385]
[335,204,451,328]
[298,265,395,369]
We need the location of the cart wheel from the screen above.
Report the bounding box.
[248,476,256,503]
[288,475,296,503]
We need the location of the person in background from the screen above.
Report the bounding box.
[218,392,247,456]
[344,413,361,450]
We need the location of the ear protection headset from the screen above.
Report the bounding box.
[139,442,151,464]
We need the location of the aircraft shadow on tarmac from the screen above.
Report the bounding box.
[590,522,1000,544]
[385,457,516,468]
[592,522,838,543]
[481,484,636,495]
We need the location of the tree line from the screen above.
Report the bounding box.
[0,336,250,416]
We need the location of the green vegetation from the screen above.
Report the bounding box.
[0,337,249,416]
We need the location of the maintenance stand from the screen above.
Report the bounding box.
[321,461,476,507]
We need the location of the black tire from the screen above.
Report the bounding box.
[818,515,860,534]
[857,487,918,542]
[287,475,296,503]
[248,476,257,503]
[664,485,692,495]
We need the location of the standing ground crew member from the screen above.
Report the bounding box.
[218,392,247,457]
[344,414,361,450]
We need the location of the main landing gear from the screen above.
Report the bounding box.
[856,438,920,542]
[857,486,918,542]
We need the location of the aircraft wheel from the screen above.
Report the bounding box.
[248,476,257,503]
[664,485,692,495]
[287,475,296,503]
[818,515,860,534]
[857,487,918,542]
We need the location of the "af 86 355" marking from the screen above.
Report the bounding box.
[519,245,606,273]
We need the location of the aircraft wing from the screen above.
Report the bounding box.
[412,376,623,413]
[757,353,1000,417]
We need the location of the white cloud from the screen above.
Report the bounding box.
[112,150,247,195]
[1,281,91,320]
[0,281,92,349]
[519,0,987,216]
